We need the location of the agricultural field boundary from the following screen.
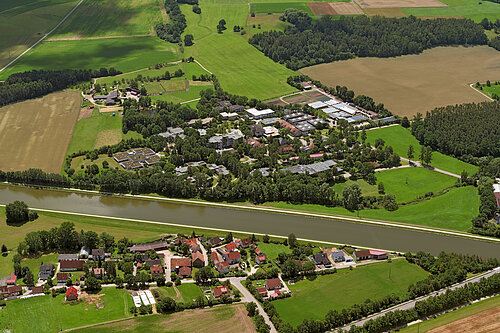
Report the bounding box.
[0,0,85,73]
[1,184,499,243]
[469,83,495,101]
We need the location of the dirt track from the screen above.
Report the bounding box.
[428,306,500,333]
[300,46,500,117]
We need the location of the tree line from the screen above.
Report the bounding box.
[0,68,120,107]
[249,12,488,70]
[155,0,188,44]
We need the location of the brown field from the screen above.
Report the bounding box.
[309,2,337,15]
[364,8,408,17]
[75,304,256,332]
[354,0,447,8]
[429,306,500,333]
[330,2,365,15]
[300,46,500,117]
[93,129,122,149]
[0,91,81,173]
[78,107,93,120]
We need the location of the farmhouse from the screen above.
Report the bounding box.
[246,108,275,119]
[93,90,119,106]
[65,286,78,301]
[60,260,84,272]
[265,278,282,290]
[171,258,192,278]
[6,285,22,297]
[31,286,43,295]
[354,249,388,261]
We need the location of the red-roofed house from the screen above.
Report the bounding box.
[223,251,241,264]
[211,252,219,263]
[7,285,22,297]
[254,247,263,256]
[31,286,43,294]
[215,261,230,274]
[60,260,84,272]
[192,252,205,268]
[57,273,70,283]
[256,254,267,265]
[6,272,16,285]
[265,278,282,290]
[178,266,192,278]
[151,265,163,276]
[225,242,236,252]
[213,285,230,298]
[369,249,388,260]
[66,286,78,301]
[257,287,268,297]
[171,258,192,278]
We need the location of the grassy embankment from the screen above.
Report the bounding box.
[273,259,429,326]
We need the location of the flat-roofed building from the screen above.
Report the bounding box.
[246,108,275,119]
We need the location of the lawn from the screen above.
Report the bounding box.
[257,243,292,260]
[333,179,378,197]
[51,0,165,38]
[399,295,500,333]
[72,304,256,333]
[20,253,59,283]
[366,125,478,175]
[176,283,204,305]
[273,259,429,326]
[0,36,179,80]
[403,0,500,22]
[0,287,131,332]
[150,84,214,104]
[181,3,298,100]
[250,2,314,15]
[481,83,500,99]
[266,185,479,232]
[66,110,142,156]
[375,167,457,203]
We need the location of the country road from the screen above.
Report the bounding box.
[342,267,500,330]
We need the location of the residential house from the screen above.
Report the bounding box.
[7,285,22,297]
[145,259,162,267]
[278,119,302,137]
[312,253,332,268]
[225,242,237,252]
[235,238,252,248]
[60,260,84,272]
[150,265,164,276]
[91,249,105,261]
[209,237,223,246]
[6,272,16,285]
[93,268,105,279]
[265,278,282,290]
[211,252,219,264]
[256,254,268,265]
[178,266,192,278]
[257,287,268,297]
[354,249,387,261]
[38,264,54,281]
[65,286,78,301]
[57,273,70,283]
[192,252,205,268]
[331,251,345,263]
[249,124,265,137]
[213,285,230,299]
[31,286,43,294]
[171,258,192,278]
[190,243,201,253]
[494,184,500,208]
[215,261,230,274]
[254,247,263,256]
[226,252,241,265]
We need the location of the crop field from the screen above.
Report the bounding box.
[67,110,142,155]
[250,2,314,14]
[354,0,447,8]
[50,0,164,39]
[181,4,297,100]
[365,125,478,175]
[376,167,456,203]
[403,0,500,22]
[399,295,500,333]
[0,0,79,68]
[0,36,178,80]
[273,260,429,326]
[300,46,500,118]
[73,304,256,333]
[0,91,80,173]
[0,287,131,332]
[363,7,407,17]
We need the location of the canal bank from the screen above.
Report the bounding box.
[0,184,499,258]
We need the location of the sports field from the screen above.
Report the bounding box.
[0,91,80,173]
[181,3,298,100]
[0,287,131,332]
[73,304,256,333]
[66,110,142,156]
[300,46,500,117]
[273,259,429,326]
[399,295,500,333]
[0,36,179,80]
[0,0,79,68]
[365,125,478,175]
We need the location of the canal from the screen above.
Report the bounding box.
[0,184,498,258]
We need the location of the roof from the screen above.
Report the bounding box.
[265,278,282,290]
[257,287,267,294]
[178,266,191,276]
[192,252,204,263]
[8,285,22,293]
[246,108,275,118]
[209,237,223,245]
[151,265,163,274]
[211,252,219,262]
[31,286,43,294]
[308,101,327,109]
[66,286,78,298]
[58,254,79,261]
[92,249,104,256]
[313,253,330,265]
[369,249,388,256]
[225,242,236,251]
[171,258,191,267]
[213,285,229,297]
[216,261,229,271]
[354,250,371,258]
[227,252,241,261]
[93,268,105,275]
[57,273,69,280]
[60,260,84,270]
[129,241,169,252]
[7,272,16,284]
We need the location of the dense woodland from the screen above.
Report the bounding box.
[411,102,500,158]
[0,68,120,107]
[249,12,488,69]
[155,0,188,43]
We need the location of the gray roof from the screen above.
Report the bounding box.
[282,160,338,176]
[58,254,79,261]
[260,117,279,126]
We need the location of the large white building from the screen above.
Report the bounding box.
[246,108,275,119]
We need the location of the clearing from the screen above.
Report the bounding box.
[300,46,500,117]
[0,287,131,332]
[0,91,80,173]
[72,304,256,332]
[365,125,478,175]
[273,259,429,326]
[400,295,500,332]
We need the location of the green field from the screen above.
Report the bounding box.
[366,125,478,175]
[268,185,479,231]
[0,287,131,332]
[376,167,457,203]
[0,0,78,67]
[0,36,179,80]
[333,179,378,197]
[150,84,214,104]
[250,2,314,15]
[181,3,298,100]
[481,83,500,98]
[399,295,500,333]
[52,0,164,38]
[403,0,500,21]
[273,260,429,326]
[20,253,59,282]
[66,110,142,156]
[257,243,292,260]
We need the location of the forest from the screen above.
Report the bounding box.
[249,12,488,70]
[155,0,188,44]
[411,102,500,158]
[0,68,120,107]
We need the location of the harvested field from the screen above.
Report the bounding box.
[364,8,407,16]
[428,306,500,333]
[354,0,447,8]
[329,2,364,15]
[309,2,337,15]
[78,107,93,120]
[0,91,80,173]
[300,46,500,117]
[93,129,122,149]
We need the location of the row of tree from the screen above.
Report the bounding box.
[155,0,192,43]
[249,13,488,70]
[0,68,120,106]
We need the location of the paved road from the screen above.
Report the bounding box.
[400,157,461,178]
[342,267,500,331]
